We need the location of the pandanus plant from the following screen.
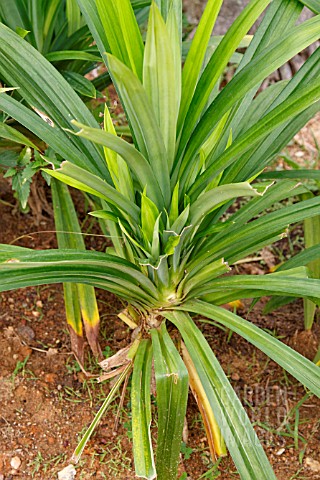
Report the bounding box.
[1,0,320,478]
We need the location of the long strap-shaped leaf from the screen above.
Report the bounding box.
[165,310,277,480]
[179,15,320,189]
[189,79,320,199]
[0,23,107,177]
[77,0,151,57]
[71,121,165,209]
[0,94,92,172]
[179,301,320,398]
[66,0,82,37]
[189,196,320,269]
[51,179,84,361]
[96,0,144,80]
[154,0,181,26]
[192,271,320,304]
[276,243,320,272]
[131,339,156,480]
[0,121,38,149]
[225,103,319,185]
[213,180,305,237]
[217,0,303,155]
[45,50,100,63]
[223,46,320,184]
[177,0,223,135]
[76,0,110,55]
[301,0,320,13]
[151,323,188,480]
[191,268,314,305]
[45,161,141,223]
[0,248,159,307]
[51,179,101,358]
[72,361,133,463]
[175,0,271,165]
[190,182,261,225]
[0,0,34,44]
[144,3,178,171]
[107,54,171,208]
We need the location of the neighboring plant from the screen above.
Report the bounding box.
[0,0,102,98]
[1,0,320,479]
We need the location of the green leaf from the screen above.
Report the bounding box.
[16,27,30,39]
[0,248,159,307]
[176,0,271,163]
[0,1,32,43]
[96,0,144,79]
[29,0,44,52]
[194,269,320,304]
[190,79,320,198]
[141,191,160,243]
[166,310,276,480]
[164,235,180,256]
[143,3,179,170]
[190,182,261,225]
[51,179,101,357]
[180,15,320,189]
[45,50,100,63]
[62,71,97,98]
[106,54,171,207]
[5,146,34,209]
[66,0,82,36]
[0,23,107,177]
[0,150,19,168]
[71,120,164,209]
[276,244,320,273]
[131,340,156,479]
[223,47,320,184]
[131,0,151,7]
[45,161,140,223]
[0,122,38,149]
[72,362,133,463]
[182,258,230,296]
[151,323,189,480]
[181,301,320,399]
[302,192,320,329]
[259,169,320,181]
[178,0,223,134]
[169,182,179,225]
[188,195,320,276]
[76,0,110,56]
[0,93,94,173]
[300,0,320,14]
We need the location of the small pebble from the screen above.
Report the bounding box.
[44,373,57,384]
[32,311,40,318]
[10,456,21,470]
[58,464,76,480]
[305,457,320,472]
[276,448,285,456]
[36,300,43,308]
[47,348,58,357]
[295,151,304,158]
[17,325,35,342]
[231,372,240,381]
